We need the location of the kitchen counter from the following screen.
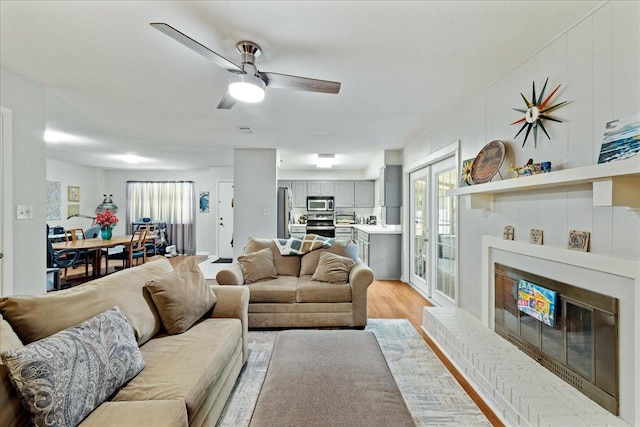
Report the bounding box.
[351,224,401,234]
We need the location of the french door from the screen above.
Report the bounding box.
[409,156,457,306]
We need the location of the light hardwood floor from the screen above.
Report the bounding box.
[65,256,502,425]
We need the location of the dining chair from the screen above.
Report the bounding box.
[65,228,85,242]
[137,224,160,256]
[46,225,82,281]
[105,229,148,272]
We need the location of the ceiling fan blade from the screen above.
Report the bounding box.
[216,91,236,109]
[260,72,341,94]
[150,23,243,73]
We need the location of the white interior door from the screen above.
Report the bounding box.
[430,156,457,307]
[0,107,14,297]
[217,181,234,259]
[409,167,429,295]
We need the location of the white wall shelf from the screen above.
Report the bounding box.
[448,156,640,209]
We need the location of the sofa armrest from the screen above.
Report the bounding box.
[209,285,250,364]
[215,262,245,286]
[349,261,374,327]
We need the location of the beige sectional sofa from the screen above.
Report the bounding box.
[215,237,374,329]
[0,256,249,427]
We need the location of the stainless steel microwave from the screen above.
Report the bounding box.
[307,196,334,212]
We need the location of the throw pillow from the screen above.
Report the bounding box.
[0,306,144,427]
[300,240,359,276]
[238,247,278,284]
[311,251,357,284]
[145,257,217,335]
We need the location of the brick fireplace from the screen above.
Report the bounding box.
[480,236,639,425]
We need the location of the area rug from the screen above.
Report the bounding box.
[216,319,490,427]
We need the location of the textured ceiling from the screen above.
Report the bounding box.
[0,1,603,170]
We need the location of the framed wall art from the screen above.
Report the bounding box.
[199,191,210,213]
[597,113,640,163]
[46,180,61,220]
[68,186,80,202]
[503,226,514,240]
[568,230,590,252]
[67,204,80,218]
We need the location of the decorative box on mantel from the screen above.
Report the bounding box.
[448,156,640,210]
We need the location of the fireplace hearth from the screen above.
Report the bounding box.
[494,263,619,414]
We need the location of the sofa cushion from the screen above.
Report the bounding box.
[311,252,356,284]
[113,318,241,422]
[300,241,359,276]
[245,237,301,277]
[145,258,217,334]
[1,307,144,427]
[0,256,173,346]
[246,276,299,303]
[296,275,352,303]
[238,248,278,284]
[80,400,188,427]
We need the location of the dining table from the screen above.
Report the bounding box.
[52,235,134,277]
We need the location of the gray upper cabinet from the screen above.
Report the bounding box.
[307,181,334,196]
[354,181,374,208]
[335,181,355,208]
[379,165,402,207]
[292,181,307,208]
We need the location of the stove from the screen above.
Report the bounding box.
[306,212,335,238]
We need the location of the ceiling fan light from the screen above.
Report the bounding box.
[229,74,265,103]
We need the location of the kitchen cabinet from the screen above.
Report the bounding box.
[355,227,401,279]
[335,181,355,207]
[335,226,353,241]
[379,165,402,207]
[379,166,402,225]
[292,181,307,208]
[289,224,307,239]
[354,181,374,207]
[307,181,334,196]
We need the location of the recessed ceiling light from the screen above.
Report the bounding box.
[44,129,86,144]
[317,153,335,168]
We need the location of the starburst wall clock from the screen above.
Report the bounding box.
[511,77,568,147]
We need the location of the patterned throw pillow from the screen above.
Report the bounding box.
[0,306,145,427]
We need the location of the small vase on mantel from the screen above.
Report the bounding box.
[101,227,113,240]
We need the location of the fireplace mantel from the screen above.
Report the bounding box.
[481,235,640,425]
[449,156,640,210]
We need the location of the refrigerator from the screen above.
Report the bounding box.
[277,187,292,239]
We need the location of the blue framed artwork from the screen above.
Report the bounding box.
[199,191,210,213]
[598,113,640,163]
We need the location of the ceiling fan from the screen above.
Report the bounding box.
[150,23,341,109]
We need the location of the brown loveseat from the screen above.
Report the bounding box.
[215,237,374,329]
[0,256,249,427]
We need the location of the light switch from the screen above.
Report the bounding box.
[262,208,271,216]
[16,205,33,220]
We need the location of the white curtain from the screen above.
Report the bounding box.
[126,181,196,255]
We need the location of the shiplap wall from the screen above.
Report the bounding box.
[402,2,640,318]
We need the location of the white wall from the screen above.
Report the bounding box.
[1,67,47,296]
[233,149,277,257]
[402,1,640,319]
[45,159,105,230]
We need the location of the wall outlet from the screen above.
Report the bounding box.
[16,204,33,220]
[262,208,271,216]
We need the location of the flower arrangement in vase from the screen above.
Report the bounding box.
[95,210,119,240]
